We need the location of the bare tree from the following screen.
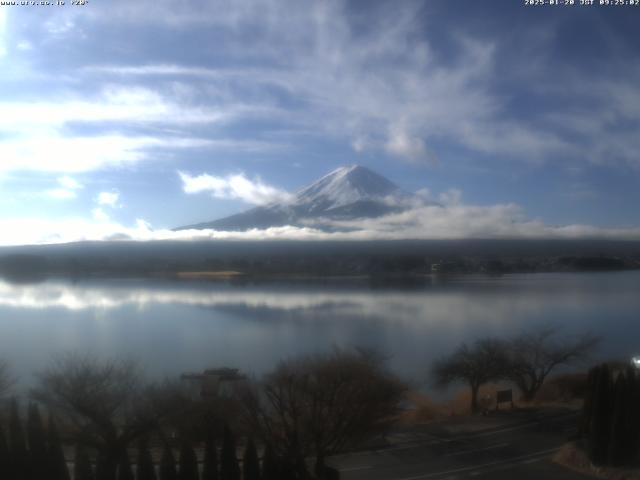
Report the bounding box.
[432,338,509,413]
[238,348,406,477]
[31,353,187,480]
[506,327,600,401]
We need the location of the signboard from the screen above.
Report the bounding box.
[496,389,514,410]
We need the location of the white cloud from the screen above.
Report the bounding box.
[16,40,32,51]
[84,64,228,77]
[0,135,215,174]
[44,176,84,200]
[58,176,83,190]
[0,9,6,58]
[416,188,431,200]
[0,135,149,173]
[92,208,109,221]
[0,87,222,134]
[0,85,242,174]
[0,217,136,246]
[179,171,292,205]
[83,2,573,164]
[81,0,267,28]
[10,1,640,168]
[46,189,78,200]
[385,125,427,162]
[44,18,76,36]
[92,190,121,221]
[79,2,552,164]
[0,80,286,174]
[438,189,463,206]
[351,136,370,153]
[97,191,120,208]
[315,204,640,240]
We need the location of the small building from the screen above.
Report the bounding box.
[180,367,247,398]
[431,260,466,274]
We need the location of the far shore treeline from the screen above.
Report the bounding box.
[0,239,639,281]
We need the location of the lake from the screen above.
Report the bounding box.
[0,271,638,390]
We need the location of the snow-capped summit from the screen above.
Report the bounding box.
[176,165,429,232]
[294,165,402,213]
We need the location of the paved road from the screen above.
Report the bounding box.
[328,409,591,480]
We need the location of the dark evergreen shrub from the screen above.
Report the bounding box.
[47,415,71,480]
[74,444,95,480]
[27,402,48,478]
[260,444,278,480]
[178,441,199,480]
[202,437,218,480]
[220,426,240,480]
[159,444,178,480]
[242,439,259,480]
[0,426,10,479]
[583,363,640,466]
[117,449,135,480]
[9,399,27,479]
[137,437,157,480]
[95,453,111,480]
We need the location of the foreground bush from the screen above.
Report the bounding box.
[239,348,405,476]
[582,363,640,466]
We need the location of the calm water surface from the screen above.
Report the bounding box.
[0,272,638,388]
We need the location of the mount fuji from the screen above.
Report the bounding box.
[177,165,435,232]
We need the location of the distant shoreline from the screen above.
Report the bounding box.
[0,238,638,283]
[1,269,639,287]
[175,271,244,279]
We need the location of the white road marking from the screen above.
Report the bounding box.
[444,442,509,457]
[433,413,578,444]
[394,447,559,480]
[347,412,578,456]
[340,465,373,472]
[467,456,544,476]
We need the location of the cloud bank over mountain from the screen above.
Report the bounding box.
[2,195,639,247]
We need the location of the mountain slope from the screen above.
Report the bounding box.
[177,165,431,231]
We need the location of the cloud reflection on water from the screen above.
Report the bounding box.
[0,274,637,389]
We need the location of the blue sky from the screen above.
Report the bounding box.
[1,0,639,244]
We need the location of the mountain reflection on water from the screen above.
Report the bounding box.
[0,272,638,389]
